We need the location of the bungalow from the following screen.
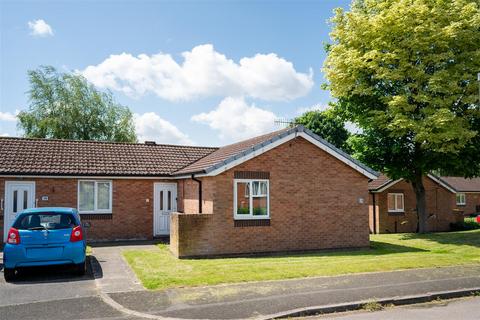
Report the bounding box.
[0,125,378,257]
[368,174,480,234]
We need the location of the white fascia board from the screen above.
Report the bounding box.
[298,132,378,179]
[427,174,457,193]
[371,175,458,194]
[204,132,296,177]
[196,131,377,179]
[370,179,404,193]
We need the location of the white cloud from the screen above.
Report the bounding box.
[28,19,54,37]
[0,133,10,137]
[81,44,313,102]
[192,97,277,141]
[0,111,18,122]
[134,112,193,145]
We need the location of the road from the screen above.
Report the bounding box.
[315,297,480,320]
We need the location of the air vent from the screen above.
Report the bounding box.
[145,141,156,145]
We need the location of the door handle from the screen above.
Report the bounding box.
[0,199,3,211]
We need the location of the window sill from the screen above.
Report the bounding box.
[234,216,270,220]
[456,204,466,207]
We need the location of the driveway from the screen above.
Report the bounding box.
[0,243,155,320]
[0,250,97,307]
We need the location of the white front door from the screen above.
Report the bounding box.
[153,183,177,236]
[4,181,36,241]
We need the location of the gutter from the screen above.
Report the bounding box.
[191,174,202,213]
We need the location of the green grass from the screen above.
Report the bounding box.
[123,230,480,290]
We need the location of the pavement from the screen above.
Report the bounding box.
[316,296,480,320]
[91,243,151,294]
[102,264,480,319]
[1,243,480,320]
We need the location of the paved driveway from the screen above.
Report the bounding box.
[0,244,154,320]
[0,251,98,307]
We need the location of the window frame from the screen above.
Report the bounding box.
[456,193,466,206]
[77,180,113,214]
[234,179,270,220]
[387,192,405,213]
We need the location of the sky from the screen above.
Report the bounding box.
[0,0,351,147]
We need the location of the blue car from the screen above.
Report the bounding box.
[3,207,86,281]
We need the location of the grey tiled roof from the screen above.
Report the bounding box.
[439,176,480,192]
[175,125,379,178]
[0,126,379,179]
[0,137,217,176]
[368,174,480,192]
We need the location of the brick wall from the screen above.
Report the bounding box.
[1,178,177,242]
[0,180,4,242]
[171,136,371,257]
[458,193,480,216]
[369,178,464,233]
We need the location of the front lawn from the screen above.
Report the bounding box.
[123,230,480,290]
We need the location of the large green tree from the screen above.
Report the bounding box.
[18,66,137,142]
[294,109,352,152]
[324,0,480,232]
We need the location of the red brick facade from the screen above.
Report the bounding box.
[369,177,464,234]
[458,193,480,216]
[170,136,371,257]
[0,178,179,242]
[2,137,372,255]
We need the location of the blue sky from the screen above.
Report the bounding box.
[0,0,351,146]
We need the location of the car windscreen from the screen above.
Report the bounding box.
[13,213,78,230]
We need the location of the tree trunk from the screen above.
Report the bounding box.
[411,172,427,233]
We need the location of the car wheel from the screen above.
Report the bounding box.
[74,260,86,276]
[4,268,16,282]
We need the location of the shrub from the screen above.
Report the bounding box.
[450,218,480,231]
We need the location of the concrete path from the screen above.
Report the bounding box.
[91,243,155,294]
[102,264,480,319]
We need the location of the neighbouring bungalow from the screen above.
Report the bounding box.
[0,126,378,257]
[368,174,480,234]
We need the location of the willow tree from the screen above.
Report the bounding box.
[18,66,137,142]
[324,0,480,232]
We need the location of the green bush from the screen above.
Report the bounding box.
[450,217,480,231]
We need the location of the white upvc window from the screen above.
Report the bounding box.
[387,193,404,212]
[456,193,466,206]
[234,179,269,220]
[78,180,112,213]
